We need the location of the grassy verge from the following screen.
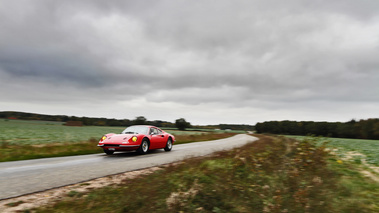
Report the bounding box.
[32,135,379,213]
[0,133,236,162]
[0,139,101,162]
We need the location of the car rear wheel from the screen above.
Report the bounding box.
[104,149,114,155]
[164,138,173,151]
[138,139,149,154]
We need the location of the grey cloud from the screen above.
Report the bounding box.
[0,0,378,124]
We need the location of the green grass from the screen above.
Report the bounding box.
[31,135,379,213]
[284,135,379,166]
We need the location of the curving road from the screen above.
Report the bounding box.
[0,134,257,200]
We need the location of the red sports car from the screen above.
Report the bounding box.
[97,125,175,155]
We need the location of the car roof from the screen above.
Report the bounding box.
[129,125,156,128]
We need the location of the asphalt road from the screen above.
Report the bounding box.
[0,134,257,200]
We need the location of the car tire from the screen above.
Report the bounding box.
[138,139,149,154]
[104,149,114,155]
[164,138,173,151]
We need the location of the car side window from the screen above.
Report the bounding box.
[157,129,163,135]
[150,128,158,135]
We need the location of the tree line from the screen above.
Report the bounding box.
[195,124,255,131]
[0,111,254,131]
[255,119,379,140]
[0,111,178,127]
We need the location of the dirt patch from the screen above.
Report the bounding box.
[361,170,379,182]
[0,167,162,213]
[166,179,201,210]
[342,151,379,182]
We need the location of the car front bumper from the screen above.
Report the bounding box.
[97,144,140,148]
[98,144,141,151]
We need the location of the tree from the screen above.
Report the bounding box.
[175,118,191,130]
[133,116,147,125]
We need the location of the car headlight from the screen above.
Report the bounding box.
[132,136,138,142]
[100,136,107,142]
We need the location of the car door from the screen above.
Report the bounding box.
[149,127,166,149]
[155,128,167,148]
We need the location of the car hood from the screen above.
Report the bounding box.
[103,134,136,143]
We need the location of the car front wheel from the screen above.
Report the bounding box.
[164,138,173,151]
[138,139,149,154]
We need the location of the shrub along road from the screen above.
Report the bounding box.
[0,134,257,200]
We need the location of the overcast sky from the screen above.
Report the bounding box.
[1,0,378,125]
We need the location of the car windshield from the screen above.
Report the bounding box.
[121,126,149,135]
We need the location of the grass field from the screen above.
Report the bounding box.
[0,119,125,145]
[285,135,379,166]
[0,119,238,162]
[30,135,379,213]
[0,119,220,145]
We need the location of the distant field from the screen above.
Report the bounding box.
[285,135,379,166]
[158,127,247,134]
[164,129,210,135]
[0,119,125,145]
[0,119,226,145]
[0,119,239,162]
